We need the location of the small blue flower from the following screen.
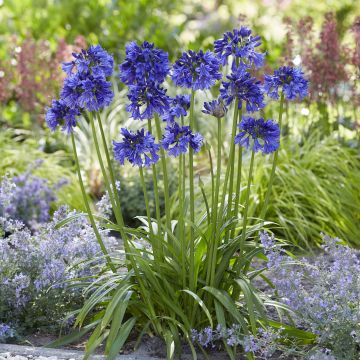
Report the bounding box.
[162,94,191,123]
[45,99,81,133]
[171,50,222,90]
[220,66,265,112]
[162,122,203,157]
[119,41,170,85]
[202,98,228,118]
[113,128,160,167]
[234,117,280,154]
[62,45,114,78]
[60,73,114,112]
[264,66,309,101]
[126,82,170,120]
[214,27,265,68]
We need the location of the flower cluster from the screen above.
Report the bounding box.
[119,41,170,85]
[234,117,280,154]
[264,66,309,101]
[126,83,170,120]
[120,41,170,120]
[162,122,203,157]
[214,27,265,68]
[171,50,222,90]
[162,94,191,123]
[113,128,160,167]
[46,44,114,133]
[220,66,265,112]
[0,324,15,343]
[262,232,360,358]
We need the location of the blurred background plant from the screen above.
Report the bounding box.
[0,0,359,244]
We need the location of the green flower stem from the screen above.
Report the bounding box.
[239,149,256,254]
[179,153,186,288]
[139,166,154,236]
[95,117,163,336]
[259,93,285,222]
[230,146,242,238]
[231,108,243,239]
[206,117,222,286]
[208,99,239,286]
[70,132,116,273]
[225,102,239,239]
[154,114,171,235]
[147,120,162,228]
[188,89,196,291]
[88,114,127,247]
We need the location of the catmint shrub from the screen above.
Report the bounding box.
[262,232,360,359]
[0,201,114,337]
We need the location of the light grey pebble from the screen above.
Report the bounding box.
[0,356,7,360]
[13,356,28,360]
[0,353,11,358]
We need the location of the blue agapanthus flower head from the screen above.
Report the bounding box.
[61,73,114,112]
[113,128,160,167]
[126,82,170,120]
[202,98,228,118]
[162,94,191,123]
[214,27,265,68]
[171,50,222,90]
[220,66,265,112]
[234,117,280,154]
[119,41,170,85]
[45,99,81,134]
[264,66,309,101]
[162,122,203,157]
[62,45,114,78]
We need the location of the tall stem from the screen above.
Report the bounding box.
[70,132,116,273]
[139,167,154,236]
[147,120,162,230]
[239,149,256,254]
[259,93,285,222]
[206,118,222,285]
[188,89,196,291]
[225,102,239,239]
[179,153,186,288]
[94,113,129,246]
[154,115,171,235]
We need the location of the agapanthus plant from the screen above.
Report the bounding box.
[119,41,170,85]
[264,66,309,101]
[214,27,265,68]
[113,128,160,167]
[235,117,280,154]
[171,50,222,90]
[162,122,203,157]
[46,29,309,360]
[220,65,265,112]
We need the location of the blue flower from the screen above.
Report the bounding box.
[214,27,265,68]
[45,99,81,133]
[62,45,114,78]
[264,66,309,101]
[234,117,280,154]
[162,122,203,157]
[126,82,170,120]
[220,66,265,112]
[60,73,114,112]
[119,41,170,85]
[162,94,191,123]
[171,50,222,90]
[113,128,160,167]
[202,98,228,118]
